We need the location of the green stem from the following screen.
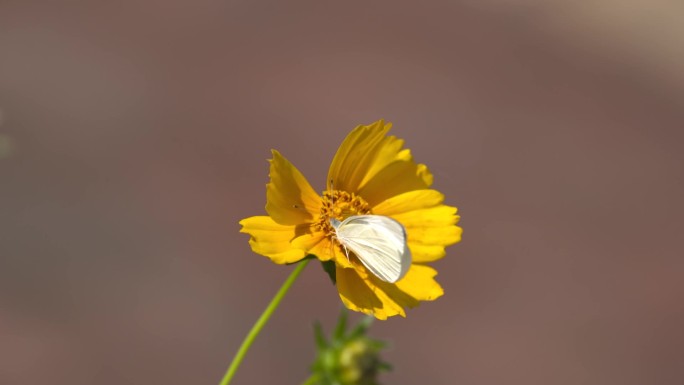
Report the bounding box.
[218,258,311,385]
[300,373,320,385]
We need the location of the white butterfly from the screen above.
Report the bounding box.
[330,215,411,283]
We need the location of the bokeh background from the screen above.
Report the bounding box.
[2,1,683,384]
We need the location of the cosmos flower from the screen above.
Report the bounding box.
[240,120,461,319]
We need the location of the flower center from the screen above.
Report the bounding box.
[315,189,371,238]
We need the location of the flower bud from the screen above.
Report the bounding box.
[309,311,389,385]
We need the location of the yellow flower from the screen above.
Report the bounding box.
[239,120,462,319]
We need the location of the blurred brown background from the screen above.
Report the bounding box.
[1,1,683,384]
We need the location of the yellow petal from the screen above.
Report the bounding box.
[403,210,461,262]
[239,216,306,264]
[416,163,434,186]
[407,225,462,245]
[405,244,448,262]
[327,120,392,192]
[326,120,433,205]
[336,266,394,320]
[372,189,445,215]
[290,235,356,268]
[336,264,444,319]
[292,233,331,261]
[374,190,461,262]
[301,236,333,261]
[394,264,444,301]
[357,157,433,206]
[333,248,355,269]
[389,205,458,225]
[360,137,407,186]
[266,150,322,225]
[360,137,433,190]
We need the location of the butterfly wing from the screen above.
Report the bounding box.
[335,215,411,283]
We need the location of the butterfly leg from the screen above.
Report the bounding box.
[330,234,351,262]
[341,243,350,261]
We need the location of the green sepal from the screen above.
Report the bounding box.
[333,308,348,340]
[348,316,373,340]
[320,260,337,284]
[286,254,317,265]
[314,321,328,351]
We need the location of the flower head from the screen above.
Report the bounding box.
[240,120,462,319]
